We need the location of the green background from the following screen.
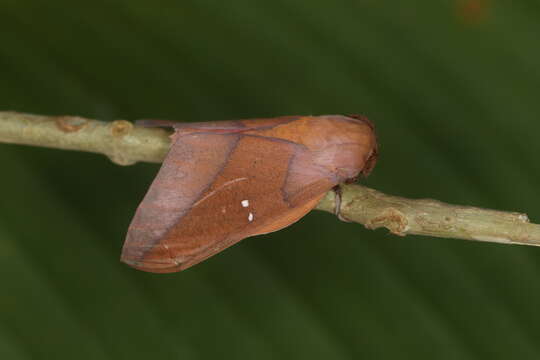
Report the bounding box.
[1,0,540,358]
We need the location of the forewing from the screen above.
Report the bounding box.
[122,133,336,273]
[122,131,240,270]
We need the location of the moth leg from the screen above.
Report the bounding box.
[332,185,351,222]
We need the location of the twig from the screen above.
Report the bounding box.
[2,111,540,247]
[317,185,540,246]
[0,111,170,165]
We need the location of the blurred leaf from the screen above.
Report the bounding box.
[1,0,540,359]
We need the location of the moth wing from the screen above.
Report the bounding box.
[122,131,240,270]
[122,133,337,273]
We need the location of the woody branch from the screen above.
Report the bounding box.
[1,110,540,246]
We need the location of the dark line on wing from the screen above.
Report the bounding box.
[173,116,302,135]
[139,133,242,260]
[181,133,302,261]
[242,133,309,147]
[170,132,243,221]
[280,150,296,208]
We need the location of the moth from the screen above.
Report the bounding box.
[121,115,378,273]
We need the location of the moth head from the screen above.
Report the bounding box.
[304,115,378,182]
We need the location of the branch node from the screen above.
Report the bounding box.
[366,208,409,236]
[110,120,133,137]
[54,116,89,133]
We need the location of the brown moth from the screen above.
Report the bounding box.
[121,115,378,273]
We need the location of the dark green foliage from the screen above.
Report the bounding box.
[1,1,540,359]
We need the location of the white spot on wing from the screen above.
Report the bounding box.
[241,200,249,207]
[248,212,254,222]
